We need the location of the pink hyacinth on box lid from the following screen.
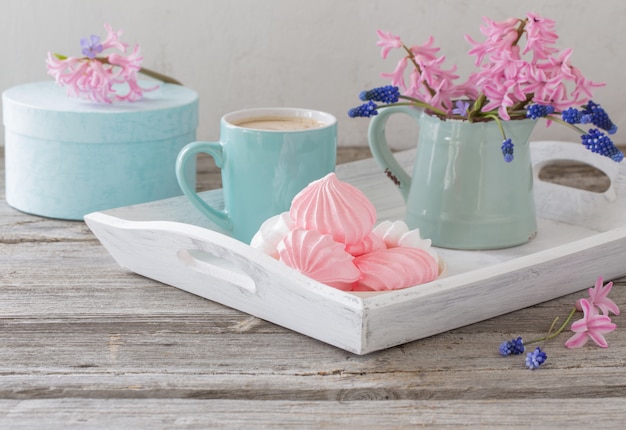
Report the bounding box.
[289,173,376,246]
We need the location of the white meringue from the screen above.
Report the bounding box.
[277,228,360,291]
[372,220,408,248]
[250,212,294,259]
[397,228,432,250]
[373,219,437,260]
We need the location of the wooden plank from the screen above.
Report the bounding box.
[2,322,626,400]
[3,398,626,429]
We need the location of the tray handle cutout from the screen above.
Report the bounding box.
[177,248,257,294]
[532,141,623,200]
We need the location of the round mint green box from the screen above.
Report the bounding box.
[2,81,198,220]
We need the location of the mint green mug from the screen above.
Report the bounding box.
[176,107,337,243]
[368,106,537,250]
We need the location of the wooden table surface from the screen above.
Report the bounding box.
[1,146,625,429]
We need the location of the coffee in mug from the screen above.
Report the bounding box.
[232,116,324,131]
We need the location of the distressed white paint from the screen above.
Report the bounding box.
[84,141,626,354]
[2,0,625,149]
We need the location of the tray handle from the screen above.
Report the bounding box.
[532,140,623,195]
[177,248,257,294]
[530,140,626,229]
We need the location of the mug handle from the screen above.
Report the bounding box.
[175,141,233,232]
[367,106,423,202]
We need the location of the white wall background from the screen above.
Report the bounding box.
[2,0,624,149]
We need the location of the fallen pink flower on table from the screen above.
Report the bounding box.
[576,276,621,316]
[565,298,617,349]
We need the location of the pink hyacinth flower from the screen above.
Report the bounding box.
[46,23,156,103]
[408,35,440,63]
[466,16,519,66]
[100,23,128,52]
[376,29,403,59]
[565,298,617,349]
[381,56,409,90]
[576,277,621,316]
[523,12,559,60]
[480,83,515,120]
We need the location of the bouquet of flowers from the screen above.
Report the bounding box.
[46,24,180,103]
[349,13,623,163]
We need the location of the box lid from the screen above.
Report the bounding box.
[2,81,198,143]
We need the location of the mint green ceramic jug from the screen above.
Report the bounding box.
[368,106,537,250]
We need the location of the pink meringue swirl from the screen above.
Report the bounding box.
[289,173,376,246]
[345,231,386,257]
[277,228,360,291]
[353,247,439,291]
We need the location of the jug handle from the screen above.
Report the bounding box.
[367,106,422,202]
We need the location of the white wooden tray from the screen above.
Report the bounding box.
[85,141,626,355]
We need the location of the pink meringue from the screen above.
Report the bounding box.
[277,228,360,291]
[353,247,439,292]
[345,231,386,257]
[289,173,376,246]
[251,173,443,292]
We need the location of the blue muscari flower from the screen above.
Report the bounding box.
[526,104,555,120]
[359,85,400,104]
[525,347,547,370]
[580,128,624,162]
[563,101,618,135]
[499,336,525,356]
[501,138,514,163]
[511,337,525,354]
[580,113,593,124]
[348,100,379,118]
[561,107,583,124]
[498,341,510,356]
[584,101,618,135]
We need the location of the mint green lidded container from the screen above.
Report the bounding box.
[2,81,198,220]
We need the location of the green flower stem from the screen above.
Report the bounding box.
[136,65,182,85]
[544,115,588,135]
[52,53,182,85]
[510,93,534,112]
[525,307,577,346]
[391,96,449,117]
[503,110,587,135]
[485,114,507,140]
[467,94,487,120]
